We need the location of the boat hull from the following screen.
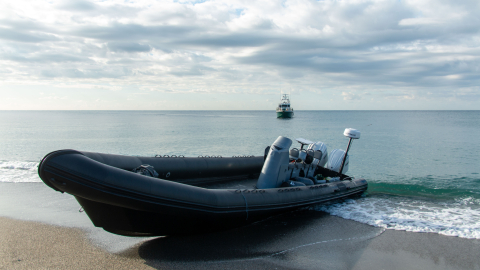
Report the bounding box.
[277,111,294,118]
[38,149,367,236]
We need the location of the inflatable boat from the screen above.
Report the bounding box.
[38,131,367,236]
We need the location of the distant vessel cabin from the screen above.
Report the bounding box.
[276,94,294,118]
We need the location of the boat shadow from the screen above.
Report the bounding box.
[130,207,386,269]
[135,209,329,262]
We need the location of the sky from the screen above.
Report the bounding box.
[0,0,479,110]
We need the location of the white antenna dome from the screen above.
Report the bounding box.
[344,128,360,139]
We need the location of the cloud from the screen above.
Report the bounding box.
[40,67,132,79]
[0,27,59,43]
[72,23,196,41]
[342,91,362,101]
[57,0,97,12]
[0,0,479,109]
[2,52,86,63]
[107,42,151,52]
[399,18,440,26]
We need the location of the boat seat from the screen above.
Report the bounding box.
[294,177,314,186]
[299,150,323,178]
[289,148,299,160]
[298,149,307,162]
[304,149,315,164]
[314,150,323,160]
[287,163,302,179]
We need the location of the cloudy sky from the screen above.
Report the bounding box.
[0,0,479,110]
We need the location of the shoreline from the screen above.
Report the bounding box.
[2,216,480,270]
[1,182,480,269]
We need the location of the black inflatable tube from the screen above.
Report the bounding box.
[38,149,368,236]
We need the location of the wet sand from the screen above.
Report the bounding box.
[1,182,480,270]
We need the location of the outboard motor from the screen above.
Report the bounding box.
[307,141,328,167]
[325,149,349,174]
[326,128,361,179]
[256,136,292,189]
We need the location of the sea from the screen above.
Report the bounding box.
[1,110,479,239]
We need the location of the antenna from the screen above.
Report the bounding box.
[338,128,360,179]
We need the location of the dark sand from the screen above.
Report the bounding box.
[1,182,480,270]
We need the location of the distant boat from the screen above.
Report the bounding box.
[276,94,294,118]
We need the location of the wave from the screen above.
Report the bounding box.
[312,175,480,239]
[316,195,480,239]
[0,161,41,183]
[367,181,480,201]
[366,173,480,200]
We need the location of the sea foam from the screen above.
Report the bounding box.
[315,196,480,239]
[0,161,41,183]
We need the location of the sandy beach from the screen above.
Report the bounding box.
[2,216,480,270]
[1,182,480,270]
[0,217,150,270]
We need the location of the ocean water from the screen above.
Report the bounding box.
[1,110,479,239]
